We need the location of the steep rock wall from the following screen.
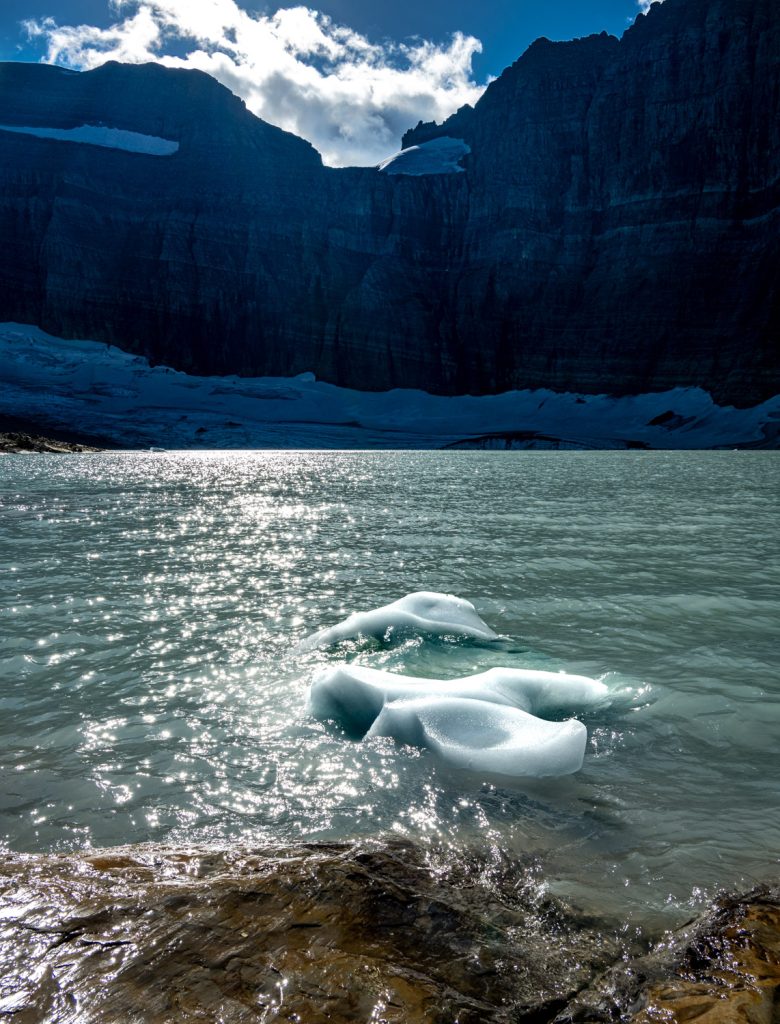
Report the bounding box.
[0,0,777,403]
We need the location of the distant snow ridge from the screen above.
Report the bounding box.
[0,124,179,156]
[295,591,497,652]
[378,136,470,175]
[304,591,607,778]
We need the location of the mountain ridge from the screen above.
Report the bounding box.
[0,0,777,406]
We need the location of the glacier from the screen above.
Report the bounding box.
[378,137,471,175]
[1,323,778,451]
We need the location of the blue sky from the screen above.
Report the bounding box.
[1,1,655,164]
[2,1,648,78]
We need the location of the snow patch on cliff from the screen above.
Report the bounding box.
[378,136,470,175]
[1,323,777,450]
[0,124,179,155]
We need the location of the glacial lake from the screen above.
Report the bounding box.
[1,451,778,932]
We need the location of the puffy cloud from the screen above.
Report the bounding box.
[23,1,486,167]
[637,0,664,12]
[23,8,162,66]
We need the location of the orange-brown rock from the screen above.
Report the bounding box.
[630,892,780,1024]
[556,887,780,1024]
[0,840,620,1023]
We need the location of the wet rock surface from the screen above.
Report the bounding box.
[0,840,622,1023]
[559,886,780,1023]
[1,840,777,1023]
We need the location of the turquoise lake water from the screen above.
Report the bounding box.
[1,451,778,930]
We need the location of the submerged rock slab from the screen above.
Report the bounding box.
[0,840,620,1023]
[631,889,780,1024]
[0,839,777,1023]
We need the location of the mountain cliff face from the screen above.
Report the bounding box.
[0,0,777,404]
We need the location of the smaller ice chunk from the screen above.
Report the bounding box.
[308,664,607,736]
[295,591,498,652]
[378,137,471,176]
[367,697,587,778]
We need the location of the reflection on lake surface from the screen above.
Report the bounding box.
[1,450,778,929]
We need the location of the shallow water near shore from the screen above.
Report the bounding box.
[1,451,778,934]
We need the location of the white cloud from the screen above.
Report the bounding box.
[637,0,664,12]
[23,1,486,167]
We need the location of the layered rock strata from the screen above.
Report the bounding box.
[0,0,777,405]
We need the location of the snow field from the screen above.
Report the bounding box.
[0,123,179,155]
[2,323,776,450]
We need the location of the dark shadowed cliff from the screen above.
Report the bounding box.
[0,0,777,404]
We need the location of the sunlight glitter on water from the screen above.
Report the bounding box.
[0,450,778,929]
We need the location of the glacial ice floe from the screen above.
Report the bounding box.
[295,591,498,652]
[304,592,607,778]
[308,664,608,737]
[367,697,588,777]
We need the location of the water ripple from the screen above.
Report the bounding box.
[0,450,778,928]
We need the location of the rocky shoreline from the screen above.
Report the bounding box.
[0,416,108,453]
[0,839,776,1023]
[0,431,104,454]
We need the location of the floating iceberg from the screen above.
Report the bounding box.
[367,697,587,777]
[308,664,607,737]
[295,591,498,652]
[301,593,605,776]
[308,662,607,777]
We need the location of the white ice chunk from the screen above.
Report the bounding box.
[0,124,179,156]
[367,696,587,777]
[378,136,470,175]
[308,663,607,736]
[296,591,498,652]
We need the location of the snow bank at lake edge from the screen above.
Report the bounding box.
[1,323,777,450]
